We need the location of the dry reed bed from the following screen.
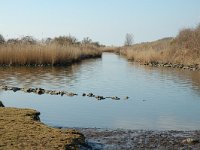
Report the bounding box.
[0,44,102,66]
[101,46,120,53]
[121,25,200,66]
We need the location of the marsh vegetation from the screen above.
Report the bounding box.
[121,24,200,66]
[0,35,102,66]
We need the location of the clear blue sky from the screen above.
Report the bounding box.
[0,0,200,46]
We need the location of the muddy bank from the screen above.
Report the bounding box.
[0,107,86,150]
[77,128,200,150]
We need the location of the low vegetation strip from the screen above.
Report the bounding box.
[121,24,200,69]
[0,107,86,150]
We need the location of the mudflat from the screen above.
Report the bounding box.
[79,128,200,149]
[0,107,85,150]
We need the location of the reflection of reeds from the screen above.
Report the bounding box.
[0,44,101,66]
[122,24,200,65]
[0,66,81,88]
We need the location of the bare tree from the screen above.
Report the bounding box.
[53,35,78,45]
[82,37,92,45]
[7,38,20,45]
[20,36,37,45]
[0,34,5,44]
[44,37,52,45]
[124,33,134,46]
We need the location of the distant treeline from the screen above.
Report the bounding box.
[0,35,105,47]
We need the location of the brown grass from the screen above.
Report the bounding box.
[0,43,102,66]
[0,107,85,149]
[101,46,120,53]
[121,24,200,65]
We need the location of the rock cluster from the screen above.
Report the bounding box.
[0,86,129,101]
[181,138,200,145]
[144,62,200,71]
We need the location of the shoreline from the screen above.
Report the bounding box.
[104,52,200,72]
[77,128,200,149]
[141,61,200,71]
[0,105,199,149]
[0,54,102,67]
[0,107,86,150]
[121,55,200,72]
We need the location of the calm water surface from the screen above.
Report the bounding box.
[1,53,200,130]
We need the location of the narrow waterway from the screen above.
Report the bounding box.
[1,53,200,130]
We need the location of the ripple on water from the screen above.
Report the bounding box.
[0,53,200,130]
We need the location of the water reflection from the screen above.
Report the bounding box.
[2,55,199,95]
[128,62,200,96]
[0,53,200,130]
[0,58,101,90]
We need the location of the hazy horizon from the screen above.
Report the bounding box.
[0,0,200,46]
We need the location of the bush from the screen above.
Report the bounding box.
[53,36,78,46]
[0,101,5,107]
[7,38,20,45]
[0,34,5,44]
[20,36,37,45]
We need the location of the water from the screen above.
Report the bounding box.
[1,53,200,130]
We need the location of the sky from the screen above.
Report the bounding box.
[0,0,200,46]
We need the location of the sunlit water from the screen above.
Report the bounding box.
[1,53,200,130]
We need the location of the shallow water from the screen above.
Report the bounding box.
[1,53,200,130]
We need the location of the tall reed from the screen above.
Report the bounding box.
[0,43,101,66]
[122,24,200,65]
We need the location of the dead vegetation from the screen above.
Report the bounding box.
[0,107,86,149]
[0,36,102,66]
[121,24,200,66]
[101,46,120,53]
